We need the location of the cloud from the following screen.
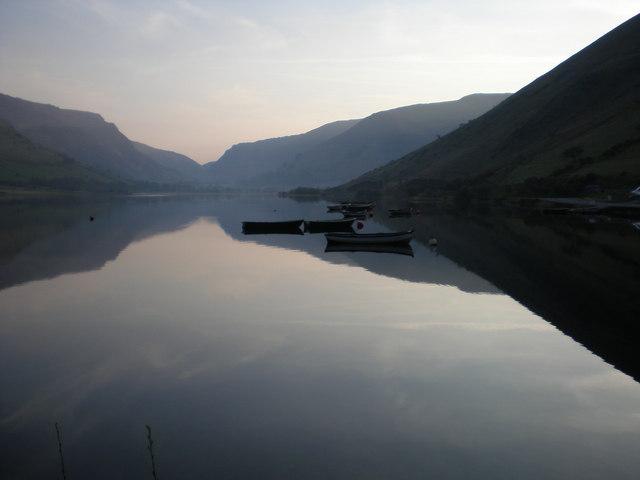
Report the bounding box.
[140,11,182,38]
[82,0,120,23]
[174,0,211,18]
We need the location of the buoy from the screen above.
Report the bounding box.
[89,216,95,222]
[428,237,438,247]
[356,221,364,230]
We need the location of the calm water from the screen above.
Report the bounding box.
[2,195,640,479]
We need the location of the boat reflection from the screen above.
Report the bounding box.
[325,243,415,256]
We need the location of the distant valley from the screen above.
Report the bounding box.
[0,91,510,192]
[204,93,510,188]
[203,119,360,186]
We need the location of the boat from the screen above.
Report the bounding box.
[342,212,369,221]
[336,200,374,206]
[345,201,375,208]
[304,218,355,233]
[325,243,414,256]
[342,203,375,213]
[242,220,303,235]
[325,229,413,245]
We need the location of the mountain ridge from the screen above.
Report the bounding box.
[337,13,640,198]
[260,93,510,188]
[0,120,124,191]
[203,119,360,186]
[0,93,204,184]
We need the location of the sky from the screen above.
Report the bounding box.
[0,1,638,163]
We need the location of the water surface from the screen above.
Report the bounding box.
[1,196,640,479]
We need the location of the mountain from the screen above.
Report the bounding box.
[0,93,202,184]
[132,141,204,183]
[0,120,123,191]
[338,13,640,198]
[203,119,360,186]
[260,93,510,188]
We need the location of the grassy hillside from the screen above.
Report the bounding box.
[339,13,640,199]
[263,93,510,188]
[0,93,192,183]
[0,121,124,191]
[203,119,360,186]
[132,141,205,183]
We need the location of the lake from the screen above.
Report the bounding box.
[2,195,640,479]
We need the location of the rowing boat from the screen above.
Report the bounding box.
[345,201,375,208]
[325,229,413,245]
[242,220,303,234]
[342,204,374,214]
[326,201,375,213]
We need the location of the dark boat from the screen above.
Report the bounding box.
[344,201,375,208]
[342,204,375,213]
[242,220,303,235]
[325,230,413,245]
[324,243,414,256]
[342,211,368,220]
[304,218,355,233]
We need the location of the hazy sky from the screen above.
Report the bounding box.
[0,1,637,163]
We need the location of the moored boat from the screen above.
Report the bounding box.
[242,220,304,235]
[325,229,413,245]
[342,211,368,220]
[326,201,375,215]
[304,218,355,233]
[342,203,375,213]
[327,205,344,212]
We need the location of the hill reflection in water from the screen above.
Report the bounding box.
[2,195,640,479]
[1,195,639,381]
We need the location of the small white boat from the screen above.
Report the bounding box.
[325,230,413,245]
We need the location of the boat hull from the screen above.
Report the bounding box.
[325,230,413,245]
[342,205,373,214]
[327,202,375,214]
[242,220,303,235]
